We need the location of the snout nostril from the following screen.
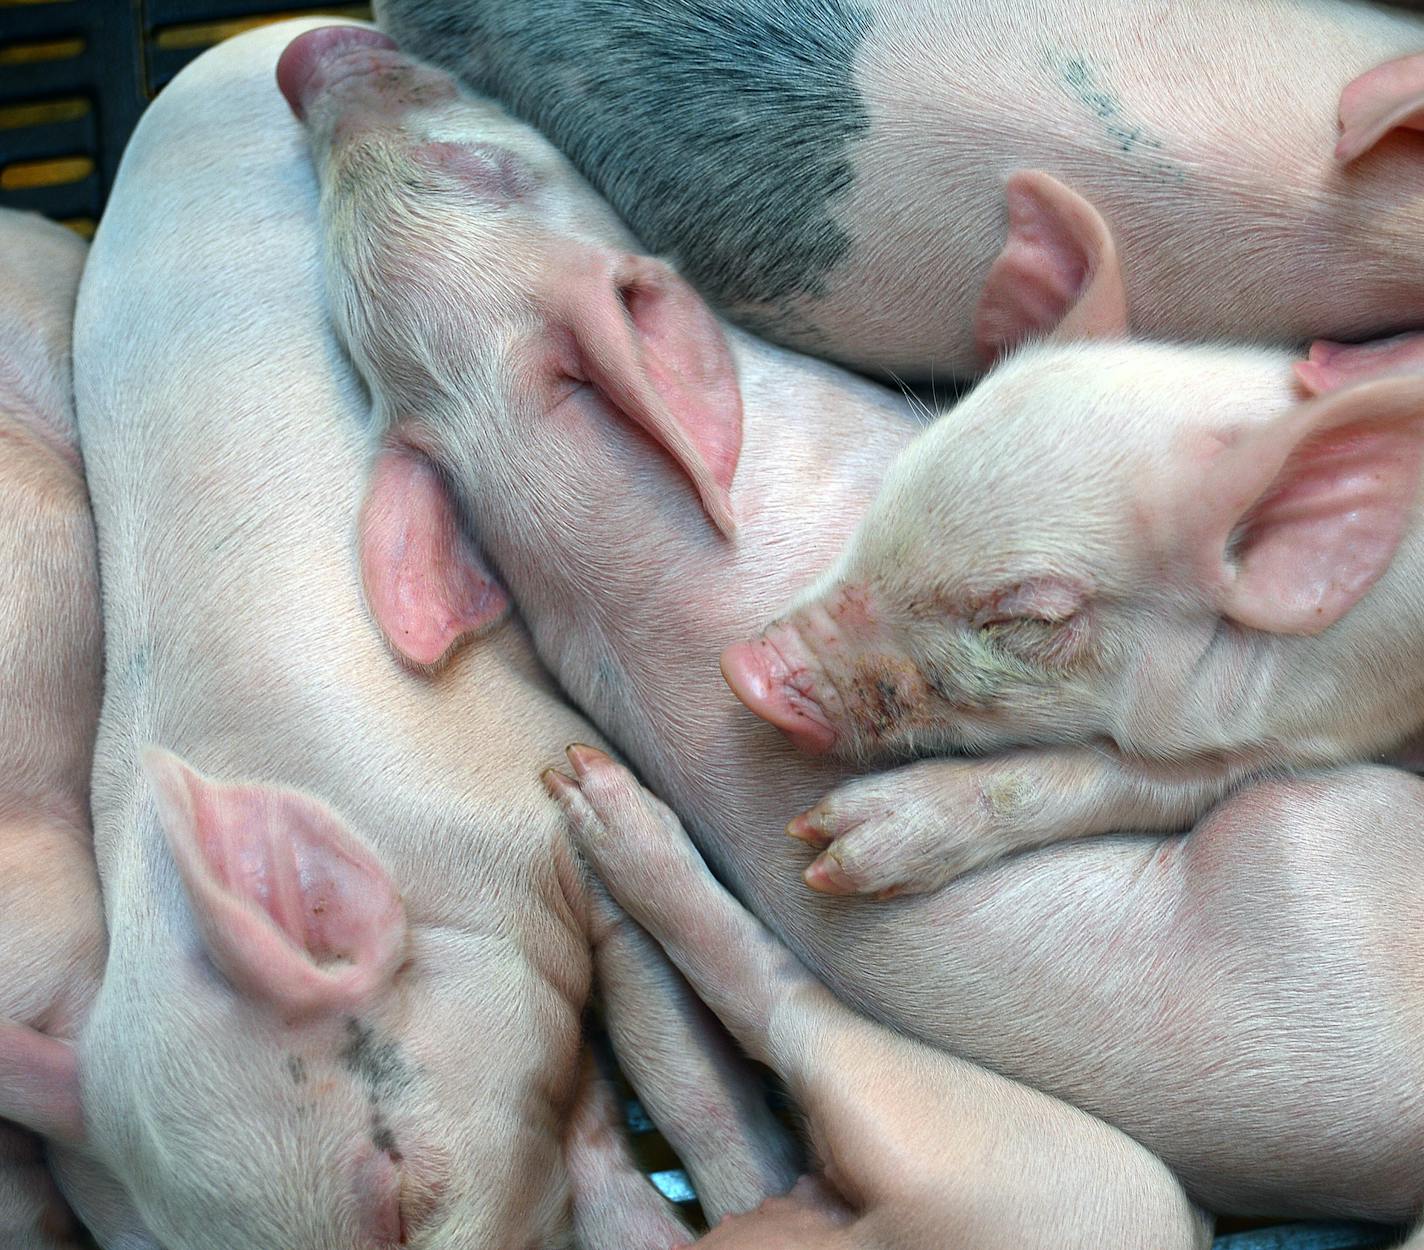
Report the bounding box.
[275,25,398,120]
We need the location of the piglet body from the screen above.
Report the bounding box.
[0,209,142,1249]
[726,341,1424,893]
[302,39,1424,1221]
[378,0,1424,378]
[51,20,722,1249]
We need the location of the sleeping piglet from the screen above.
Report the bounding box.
[723,333,1424,896]
[378,0,1424,380]
[286,25,1424,1221]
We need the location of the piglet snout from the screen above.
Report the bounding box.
[276,26,397,120]
[721,634,838,755]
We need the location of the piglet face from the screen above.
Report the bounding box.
[77,753,581,1250]
[725,344,1274,764]
[288,26,744,596]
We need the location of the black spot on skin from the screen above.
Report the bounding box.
[371,1111,404,1162]
[341,1018,414,1100]
[1046,49,1183,183]
[286,1055,308,1085]
[378,0,874,323]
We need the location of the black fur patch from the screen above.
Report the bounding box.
[379,0,874,322]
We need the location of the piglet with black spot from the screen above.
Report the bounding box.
[378,0,1424,379]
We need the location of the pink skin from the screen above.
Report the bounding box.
[58,21,791,1250]
[720,581,941,764]
[274,25,397,119]
[719,634,838,756]
[307,33,1424,1221]
[0,210,156,1248]
[544,746,1210,1250]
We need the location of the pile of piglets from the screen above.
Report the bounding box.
[4,1,1424,1245]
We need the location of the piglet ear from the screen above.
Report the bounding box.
[974,171,1127,366]
[1197,374,1424,634]
[0,1022,83,1143]
[1295,332,1424,396]
[358,446,509,671]
[550,249,743,538]
[1336,52,1424,163]
[143,748,408,1020]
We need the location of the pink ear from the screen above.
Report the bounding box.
[0,1022,83,1143]
[551,249,743,537]
[1199,374,1424,634]
[143,748,408,1020]
[1336,52,1424,163]
[358,446,509,670]
[974,171,1128,366]
[1295,332,1424,396]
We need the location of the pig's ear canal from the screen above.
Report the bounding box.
[142,748,409,1019]
[973,170,1128,366]
[358,446,510,670]
[0,1022,83,1142]
[555,249,744,538]
[1295,331,1424,395]
[1203,374,1424,634]
[1336,52,1424,163]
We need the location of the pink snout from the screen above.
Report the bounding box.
[276,26,398,120]
[720,638,838,755]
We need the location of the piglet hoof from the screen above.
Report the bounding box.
[788,760,1038,898]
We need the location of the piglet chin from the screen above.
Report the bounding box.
[720,639,838,754]
[275,25,397,120]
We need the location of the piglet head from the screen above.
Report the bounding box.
[723,346,1133,762]
[728,342,1424,763]
[722,515,1099,763]
[283,28,744,668]
[74,746,583,1250]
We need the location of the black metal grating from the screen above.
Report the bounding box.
[0,0,368,234]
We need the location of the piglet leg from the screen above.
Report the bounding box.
[564,1054,697,1250]
[548,747,1211,1250]
[786,747,1249,897]
[569,787,802,1223]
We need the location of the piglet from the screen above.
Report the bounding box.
[50,20,798,1248]
[0,209,150,1249]
[545,745,1211,1249]
[724,333,1424,896]
[378,0,1424,378]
